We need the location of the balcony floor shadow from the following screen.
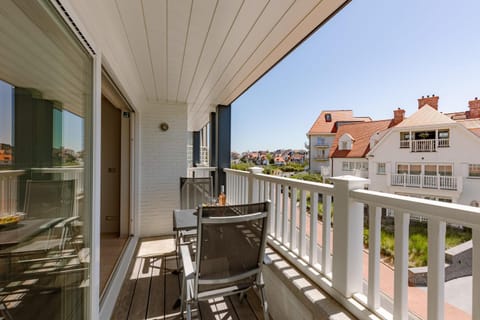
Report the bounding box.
[112,236,267,320]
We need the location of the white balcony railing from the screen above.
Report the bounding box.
[225,168,480,320]
[391,173,460,191]
[0,170,26,215]
[200,146,209,166]
[412,139,436,152]
[187,166,216,178]
[402,138,450,152]
[31,167,84,216]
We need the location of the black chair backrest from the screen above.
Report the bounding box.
[180,177,213,209]
[24,180,75,219]
[195,202,269,294]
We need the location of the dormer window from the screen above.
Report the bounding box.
[325,113,332,122]
[339,133,353,150]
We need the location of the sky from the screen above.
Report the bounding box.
[0,79,83,151]
[231,0,480,153]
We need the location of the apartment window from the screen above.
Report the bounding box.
[339,133,353,151]
[438,165,453,176]
[415,130,435,140]
[438,129,449,139]
[424,165,437,176]
[400,132,410,140]
[400,132,410,148]
[325,113,332,122]
[342,161,350,171]
[469,164,480,177]
[0,2,92,318]
[397,164,409,174]
[438,129,450,147]
[316,137,326,145]
[317,149,326,159]
[410,164,422,175]
[377,162,386,174]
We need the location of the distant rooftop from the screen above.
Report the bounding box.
[330,119,395,158]
[307,110,371,135]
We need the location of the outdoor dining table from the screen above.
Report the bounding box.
[0,217,64,250]
[172,209,197,233]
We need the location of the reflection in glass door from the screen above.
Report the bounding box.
[0,1,92,319]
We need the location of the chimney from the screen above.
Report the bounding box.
[468,97,480,119]
[393,108,406,125]
[418,94,439,110]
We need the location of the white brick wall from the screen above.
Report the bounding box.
[138,102,188,236]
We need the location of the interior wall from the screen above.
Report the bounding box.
[138,102,188,236]
[101,96,121,233]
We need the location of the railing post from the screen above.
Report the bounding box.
[473,226,480,320]
[248,167,263,203]
[331,176,369,297]
[368,206,382,310]
[394,210,410,320]
[427,217,446,320]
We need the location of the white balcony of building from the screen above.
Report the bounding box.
[390,173,461,191]
[314,155,329,161]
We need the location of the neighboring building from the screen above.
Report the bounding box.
[274,156,286,166]
[307,110,370,175]
[368,96,480,206]
[329,116,400,178]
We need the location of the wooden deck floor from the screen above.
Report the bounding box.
[111,237,266,320]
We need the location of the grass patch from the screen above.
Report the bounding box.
[364,220,472,267]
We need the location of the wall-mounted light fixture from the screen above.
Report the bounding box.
[159,122,169,132]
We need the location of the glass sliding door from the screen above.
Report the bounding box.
[0,1,92,319]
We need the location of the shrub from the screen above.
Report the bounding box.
[291,173,323,183]
[231,162,251,171]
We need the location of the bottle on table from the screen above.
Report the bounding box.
[218,185,226,206]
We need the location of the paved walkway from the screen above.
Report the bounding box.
[294,209,471,319]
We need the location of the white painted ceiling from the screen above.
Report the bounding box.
[70,0,350,130]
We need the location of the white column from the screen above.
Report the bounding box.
[331,176,369,297]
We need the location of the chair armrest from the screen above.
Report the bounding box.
[55,216,80,228]
[180,244,195,280]
[263,254,272,265]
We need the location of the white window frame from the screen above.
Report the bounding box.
[469,164,480,177]
[377,162,386,175]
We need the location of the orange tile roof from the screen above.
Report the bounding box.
[470,128,480,137]
[455,119,480,137]
[330,120,395,158]
[307,110,371,135]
